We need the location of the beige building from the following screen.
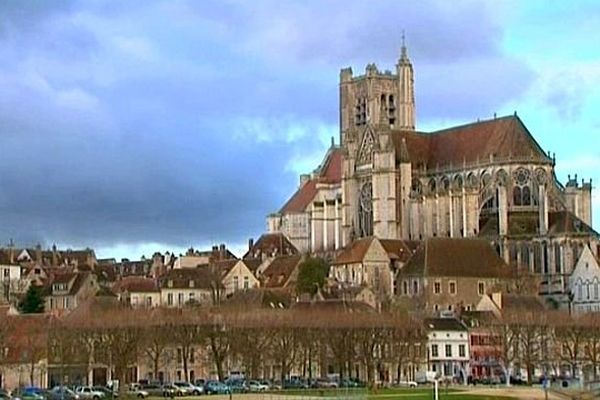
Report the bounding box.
[215,259,261,296]
[158,268,218,307]
[44,271,98,314]
[397,238,513,313]
[270,44,598,308]
[267,147,343,254]
[330,237,416,300]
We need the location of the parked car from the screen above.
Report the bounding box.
[192,380,206,389]
[160,385,178,398]
[75,386,105,400]
[172,382,203,396]
[314,378,338,389]
[224,380,247,394]
[247,381,268,392]
[395,381,418,388]
[47,387,79,400]
[0,389,11,400]
[91,387,117,399]
[139,384,164,398]
[11,388,46,400]
[203,381,230,395]
[283,379,308,389]
[127,387,149,399]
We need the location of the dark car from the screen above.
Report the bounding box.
[203,381,230,395]
[283,379,308,390]
[224,380,247,394]
[47,387,79,400]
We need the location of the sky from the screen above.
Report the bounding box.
[0,0,599,260]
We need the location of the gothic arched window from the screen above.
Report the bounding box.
[358,182,373,237]
[512,167,536,206]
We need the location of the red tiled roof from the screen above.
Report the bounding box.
[401,238,511,278]
[332,237,375,265]
[262,255,302,288]
[113,276,159,293]
[279,147,342,214]
[279,179,318,213]
[244,233,299,259]
[391,115,551,168]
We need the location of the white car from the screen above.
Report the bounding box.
[173,382,203,396]
[247,381,269,392]
[397,381,418,388]
[75,386,106,400]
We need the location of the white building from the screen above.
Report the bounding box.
[569,245,600,313]
[426,317,469,383]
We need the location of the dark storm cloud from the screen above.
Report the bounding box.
[0,0,532,253]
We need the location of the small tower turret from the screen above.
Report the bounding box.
[396,34,416,130]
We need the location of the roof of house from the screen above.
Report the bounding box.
[223,287,293,309]
[159,266,222,290]
[261,255,302,288]
[379,239,417,263]
[279,147,342,214]
[401,238,511,278]
[113,276,159,293]
[425,317,467,331]
[332,237,376,265]
[244,233,299,259]
[497,293,547,312]
[0,249,19,265]
[390,115,551,168]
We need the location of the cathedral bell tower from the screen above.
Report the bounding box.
[340,40,417,245]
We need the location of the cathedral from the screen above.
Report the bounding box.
[267,44,598,307]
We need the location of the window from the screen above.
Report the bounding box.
[3,269,9,278]
[233,276,239,291]
[478,282,485,296]
[63,297,70,309]
[449,281,456,295]
[146,296,152,306]
[595,283,599,300]
[177,348,182,364]
[178,293,184,305]
[459,345,466,358]
[50,298,55,310]
[433,304,439,312]
[190,348,195,363]
[189,292,195,302]
[445,345,452,357]
[434,281,441,294]
[403,280,408,295]
[431,345,438,357]
[413,280,419,294]
[167,293,174,306]
[244,276,249,289]
[358,182,373,237]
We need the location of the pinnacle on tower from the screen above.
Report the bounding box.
[399,137,410,163]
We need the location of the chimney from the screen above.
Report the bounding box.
[52,244,58,267]
[248,238,254,252]
[219,244,226,260]
[35,244,42,264]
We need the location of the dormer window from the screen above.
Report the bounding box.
[53,283,67,292]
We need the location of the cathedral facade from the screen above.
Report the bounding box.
[268,45,597,307]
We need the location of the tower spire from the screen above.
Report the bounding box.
[396,33,415,130]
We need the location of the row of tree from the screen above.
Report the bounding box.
[4,305,600,390]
